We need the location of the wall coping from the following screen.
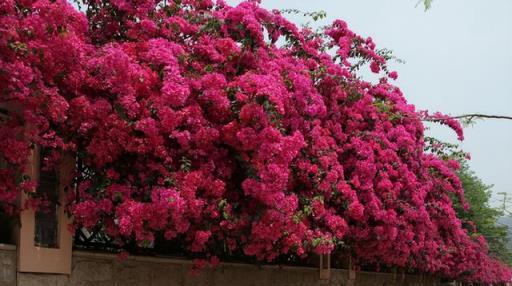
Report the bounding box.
[0,247,436,280]
[73,250,321,271]
[0,243,16,251]
[72,250,430,279]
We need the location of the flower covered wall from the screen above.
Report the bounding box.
[0,0,509,283]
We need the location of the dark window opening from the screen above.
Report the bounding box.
[0,107,9,120]
[0,209,14,244]
[34,148,59,248]
[0,111,15,244]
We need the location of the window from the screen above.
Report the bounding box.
[34,148,59,248]
[0,106,14,244]
[2,102,72,274]
[17,146,73,274]
[0,106,8,120]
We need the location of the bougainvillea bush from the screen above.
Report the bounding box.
[0,0,510,283]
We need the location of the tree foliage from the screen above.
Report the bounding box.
[418,0,434,11]
[454,163,512,265]
[424,136,512,265]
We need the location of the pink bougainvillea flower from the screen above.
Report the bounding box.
[0,0,509,283]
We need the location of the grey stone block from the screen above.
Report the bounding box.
[69,260,112,284]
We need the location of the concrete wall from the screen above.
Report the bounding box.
[0,244,16,286]
[0,245,439,286]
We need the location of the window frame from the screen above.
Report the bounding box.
[17,146,73,274]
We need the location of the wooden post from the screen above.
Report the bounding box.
[348,255,356,286]
[319,253,331,280]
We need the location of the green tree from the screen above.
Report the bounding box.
[454,163,512,265]
[419,0,434,10]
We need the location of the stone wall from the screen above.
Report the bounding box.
[0,244,16,286]
[0,246,439,286]
[16,251,438,286]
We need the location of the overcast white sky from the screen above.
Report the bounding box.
[227,0,512,207]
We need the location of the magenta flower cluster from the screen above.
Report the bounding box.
[0,0,509,283]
